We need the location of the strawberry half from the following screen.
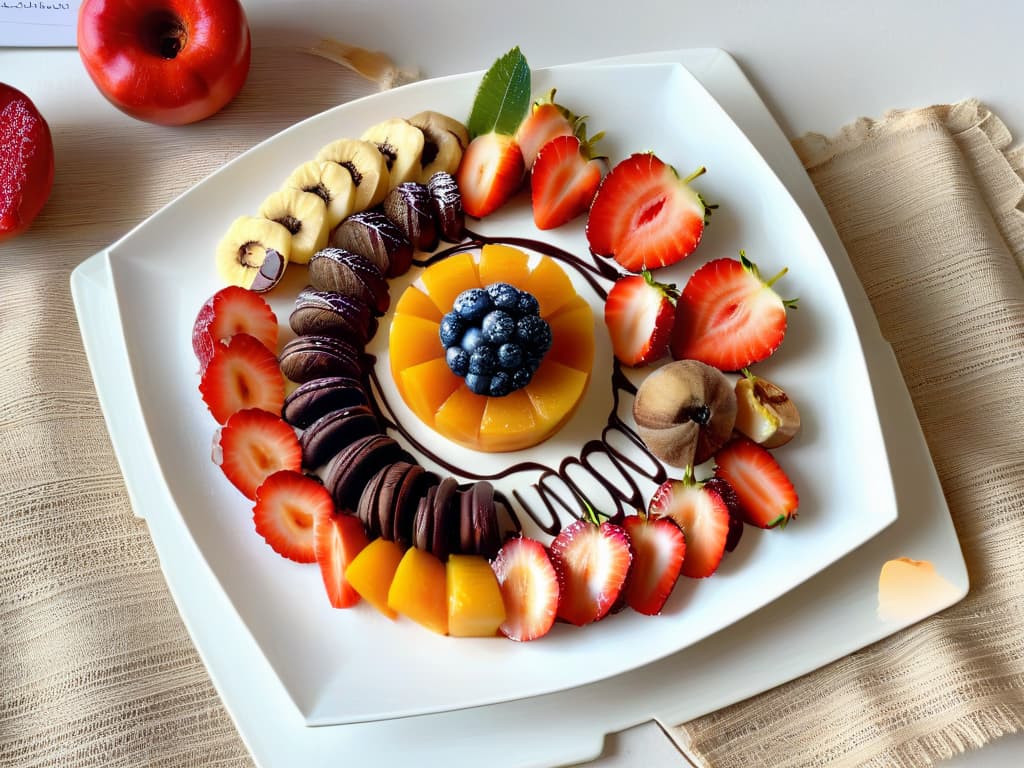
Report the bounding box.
[199,333,285,424]
[622,513,686,615]
[214,408,302,499]
[491,536,560,642]
[515,89,577,172]
[192,286,279,373]
[603,269,678,366]
[648,467,732,578]
[314,507,369,608]
[456,132,525,219]
[714,437,799,529]
[586,153,709,272]
[548,504,633,626]
[252,469,331,563]
[530,129,606,230]
[670,251,797,372]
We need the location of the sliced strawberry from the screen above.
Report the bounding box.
[548,507,633,626]
[586,153,709,272]
[704,476,744,552]
[714,437,799,529]
[314,508,369,608]
[603,269,678,366]
[670,252,797,371]
[192,286,278,373]
[251,469,330,563]
[456,131,525,219]
[491,536,560,642]
[214,408,302,499]
[515,89,577,172]
[622,513,685,615]
[648,467,731,578]
[530,130,605,230]
[199,333,285,424]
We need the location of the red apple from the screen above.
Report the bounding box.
[0,83,55,242]
[77,0,251,126]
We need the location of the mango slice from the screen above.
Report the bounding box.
[420,251,480,313]
[387,547,449,635]
[447,554,506,637]
[345,538,405,620]
[478,243,531,287]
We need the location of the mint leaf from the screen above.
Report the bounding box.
[467,47,531,139]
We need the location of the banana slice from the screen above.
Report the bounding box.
[216,216,291,291]
[360,118,425,188]
[258,189,329,265]
[408,111,468,183]
[315,139,390,213]
[283,160,355,229]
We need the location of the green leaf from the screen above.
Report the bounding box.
[467,46,531,139]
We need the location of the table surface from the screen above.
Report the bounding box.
[2,1,1021,765]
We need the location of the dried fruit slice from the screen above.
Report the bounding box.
[316,138,390,212]
[215,215,291,291]
[408,110,468,183]
[282,160,355,229]
[258,188,329,265]
[361,118,425,188]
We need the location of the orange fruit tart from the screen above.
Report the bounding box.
[389,244,594,452]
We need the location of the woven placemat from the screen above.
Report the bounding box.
[678,100,1024,767]
[1,42,1021,767]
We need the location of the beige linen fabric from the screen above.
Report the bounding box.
[1,43,1021,767]
[679,101,1024,766]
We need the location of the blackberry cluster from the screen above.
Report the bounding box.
[440,283,552,397]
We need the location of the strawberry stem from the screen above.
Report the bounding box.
[682,166,707,185]
[765,266,789,288]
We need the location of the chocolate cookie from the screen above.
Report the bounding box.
[278,335,363,383]
[330,210,413,278]
[324,433,412,511]
[308,248,390,316]
[289,286,376,345]
[281,376,369,429]
[299,404,380,469]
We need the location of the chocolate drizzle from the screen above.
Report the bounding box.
[369,230,668,538]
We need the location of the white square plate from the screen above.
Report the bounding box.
[90,53,897,725]
[72,49,967,767]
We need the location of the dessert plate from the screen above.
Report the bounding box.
[77,53,897,725]
[71,49,967,766]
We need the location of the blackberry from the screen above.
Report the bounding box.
[489,371,513,397]
[440,282,550,398]
[468,345,497,376]
[497,342,523,370]
[481,310,515,344]
[486,282,521,311]
[515,291,540,317]
[515,314,552,353]
[452,288,493,322]
[446,346,469,377]
[465,372,491,395]
[439,311,464,347]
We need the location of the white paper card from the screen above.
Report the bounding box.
[0,1,81,47]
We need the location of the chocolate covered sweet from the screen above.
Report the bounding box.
[278,335,364,383]
[325,433,412,511]
[330,210,413,278]
[308,248,390,316]
[383,182,439,252]
[289,286,376,344]
[282,376,369,429]
[427,171,465,243]
[299,404,380,469]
